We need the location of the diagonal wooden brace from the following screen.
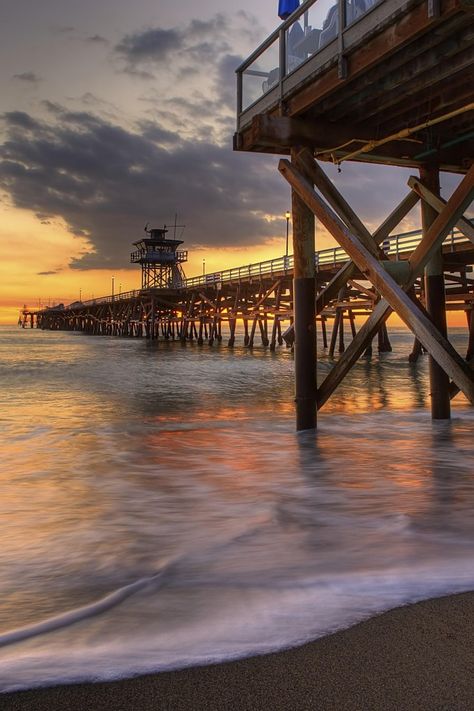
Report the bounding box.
[297,153,421,312]
[408,165,474,275]
[278,159,474,404]
[315,189,419,311]
[408,176,474,245]
[299,151,384,258]
[281,151,419,341]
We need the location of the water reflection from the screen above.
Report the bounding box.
[0,326,473,691]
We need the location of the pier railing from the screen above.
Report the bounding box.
[50,227,468,311]
[236,0,406,129]
[182,228,467,289]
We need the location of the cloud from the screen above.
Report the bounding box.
[137,120,181,146]
[86,34,108,44]
[41,100,65,116]
[115,13,264,147]
[0,10,423,279]
[12,72,41,84]
[2,111,41,130]
[51,26,75,35]
[37,270,58,275]
[116,27,182,66]
[114,13,261,80]
[0,109,286,271]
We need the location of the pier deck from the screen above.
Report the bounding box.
[19,0,474,426]
[235,0,473,172]
[21,227,473,364]
[232,0,473,426]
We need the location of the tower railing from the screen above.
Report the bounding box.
[130,249,188,263]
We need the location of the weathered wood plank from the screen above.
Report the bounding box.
[316,188,419,312]
[409,165,474,274]
[249,115,372,151]
[407,175,474,245]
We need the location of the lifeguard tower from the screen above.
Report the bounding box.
[130,225,188,289]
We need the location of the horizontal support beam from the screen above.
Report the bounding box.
[248,115,372,151]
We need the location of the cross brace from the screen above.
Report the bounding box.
[279,156,474,405]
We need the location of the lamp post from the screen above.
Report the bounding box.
[285,210,291,263]
[202,259,206,276]
[111,276,115,326]
[285,210,291,256]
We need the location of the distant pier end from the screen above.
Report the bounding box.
[234,0,474,429]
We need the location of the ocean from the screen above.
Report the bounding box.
[0,323,473,692]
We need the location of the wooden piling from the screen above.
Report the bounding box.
[321,316,328,349]
[467,310,474,361]
[291,147,316,430]
[420,165,451,419]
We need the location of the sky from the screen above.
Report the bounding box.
[0,0,465,324]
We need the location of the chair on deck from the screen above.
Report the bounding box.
[319,5,338,48]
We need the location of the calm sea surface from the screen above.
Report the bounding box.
[0,324,473,692]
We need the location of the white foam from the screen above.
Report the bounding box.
[1,557,474,693]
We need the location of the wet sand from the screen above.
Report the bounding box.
[3,591,474,711]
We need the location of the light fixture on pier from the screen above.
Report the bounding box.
[285,210,291,258]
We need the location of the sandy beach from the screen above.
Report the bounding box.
[3,591,474,711]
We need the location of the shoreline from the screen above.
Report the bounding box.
[3,591,474,710]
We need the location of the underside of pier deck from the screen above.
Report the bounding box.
[235,0,473,173]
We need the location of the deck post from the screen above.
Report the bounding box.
[150,297,155,339]
[420,165,450,419]
[291,147,317,430]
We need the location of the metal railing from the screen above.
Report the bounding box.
[48,227,469,311]
[182,228,468,289]
[236,0,402,123]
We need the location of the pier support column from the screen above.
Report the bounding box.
[150,297,155,339]
[420,165,450,419]
[291,147,316,430]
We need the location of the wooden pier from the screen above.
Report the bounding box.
[234,0,473,427]
[22,227,473,359]
[20,0,473,429]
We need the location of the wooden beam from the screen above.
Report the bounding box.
[279,158,474,402]
[408,164,474,275]
[314,13,469,118]
[420,164,451,419]
[317,299,391,407]
[291,147,317,430]
[316,189,419,312]
[287,0,462,117]
[248,115,372,151]
[300,152,384,259]
[407,175,474,244]
[345,39,474,127]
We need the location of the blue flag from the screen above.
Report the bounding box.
[278,0,299,19]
